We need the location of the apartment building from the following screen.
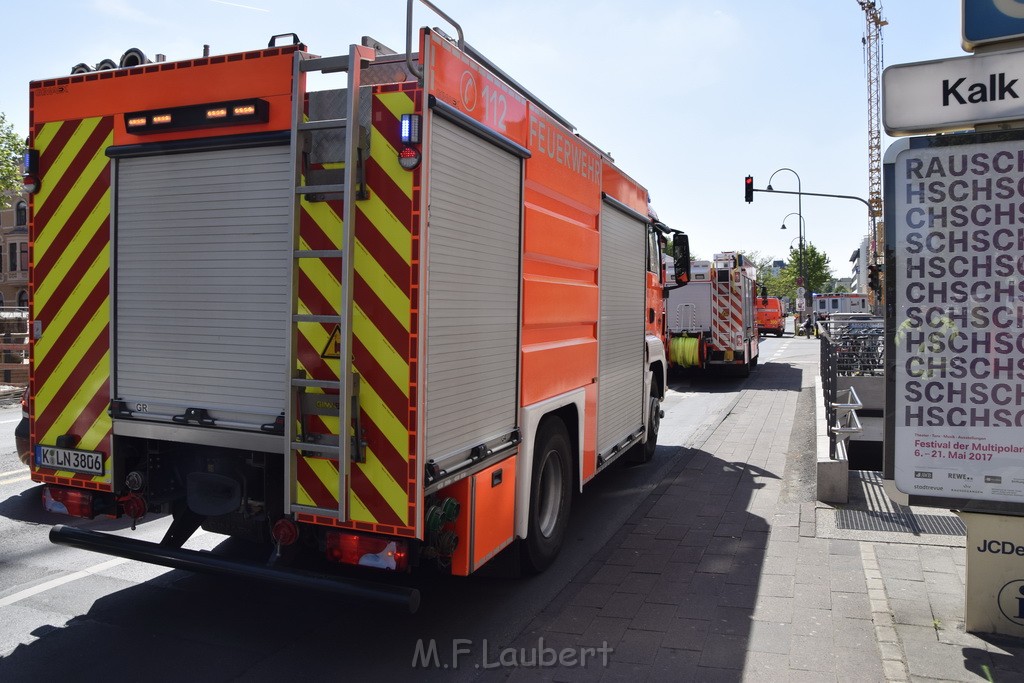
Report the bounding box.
[0,191,29,309]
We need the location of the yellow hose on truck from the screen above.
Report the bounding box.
[669,335,701,368]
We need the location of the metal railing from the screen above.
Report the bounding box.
[819,321,869,458]
[820,316,884,376]
[832,386,863,445]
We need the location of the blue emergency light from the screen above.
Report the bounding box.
[23,149,39,194]
[400,114,421,144]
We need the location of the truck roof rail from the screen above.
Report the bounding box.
[406,0,463,79]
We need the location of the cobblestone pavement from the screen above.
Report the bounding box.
[482,347,1024,682]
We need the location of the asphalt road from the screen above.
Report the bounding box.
[0,334,800,681]
[0,400,24,477]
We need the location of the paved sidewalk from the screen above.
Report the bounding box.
[487,348,1024,681]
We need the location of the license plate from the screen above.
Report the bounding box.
[35,445,105,476]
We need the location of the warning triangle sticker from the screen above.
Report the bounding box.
[321,325,341,359]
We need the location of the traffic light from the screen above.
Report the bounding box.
[867,264,880,293]
[744,175,754,203]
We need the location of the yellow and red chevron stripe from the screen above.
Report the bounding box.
[712,272,743,354]
[30,116,114,490]
[293,86,420,537]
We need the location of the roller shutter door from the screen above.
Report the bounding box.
[597,203,646,456]
[424,117,521,466]
[114,145,291,428]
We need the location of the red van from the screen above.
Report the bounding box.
[756,296,786,337]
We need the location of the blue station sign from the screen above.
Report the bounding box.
[964,0,1024,51]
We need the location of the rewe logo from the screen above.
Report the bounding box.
[943,72,1019,106]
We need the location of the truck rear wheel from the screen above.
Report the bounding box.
[630,394,660,464]
[521,418,572,574]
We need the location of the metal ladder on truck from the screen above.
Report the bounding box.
[283,43,376,523]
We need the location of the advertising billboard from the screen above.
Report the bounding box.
[886,131,1024,507]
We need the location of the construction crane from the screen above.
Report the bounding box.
[858,0,886,305]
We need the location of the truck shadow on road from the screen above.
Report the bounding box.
[474,450,782,680]
[0,483,51,525]
[0,450,781,682]
[668,368,752,394]
[0,358,804,681]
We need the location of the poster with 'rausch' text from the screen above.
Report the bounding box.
[894,138,1024,502]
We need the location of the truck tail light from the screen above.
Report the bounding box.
[120,493,147,521]
[398,146,421,170]
[398,114,421,170]
[271,518,299,547]
[42,486,95,518]
[325,532,408,571]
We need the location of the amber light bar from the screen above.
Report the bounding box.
[124,98,269,134]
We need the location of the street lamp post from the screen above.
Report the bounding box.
[767,168,808,320]
[780,212,807,326]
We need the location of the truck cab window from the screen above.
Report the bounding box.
[647,231,660,274]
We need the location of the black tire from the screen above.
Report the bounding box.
[521,418,573,574]
[630,394,660,464]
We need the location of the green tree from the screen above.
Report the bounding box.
[738,249,779,298]
[822,280,850,294]
[664,235,699,263]
[0,113,26,209]
[773,242,833,302]
[737,249,773,282]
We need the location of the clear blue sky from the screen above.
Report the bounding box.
[0,1,965,276]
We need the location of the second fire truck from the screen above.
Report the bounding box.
[666,252,759,376]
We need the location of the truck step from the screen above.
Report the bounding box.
[298,118,348,132]
[296,184,346,195]
[290,441,341,458]
[300,55,350,73]
[295,250,344,259]
[291,378,342,390]
[292,314,342,324]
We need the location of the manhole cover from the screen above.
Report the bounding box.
[836,509,965,536]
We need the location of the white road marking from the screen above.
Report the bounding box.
[0,527,214,608]
[0,557,128,608]
[0,469,30,483]
[770,341,792,361]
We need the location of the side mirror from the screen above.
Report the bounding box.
[760,285,768,305]
[673,235,691,286]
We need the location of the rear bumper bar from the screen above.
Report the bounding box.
[49,524,420,613]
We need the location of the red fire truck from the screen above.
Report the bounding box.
[23,3,687,610]
[665,252,759,376]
